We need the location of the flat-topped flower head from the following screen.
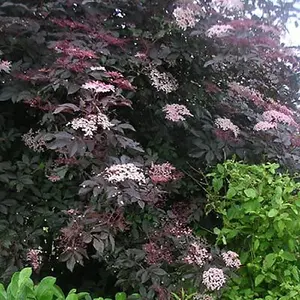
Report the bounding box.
[262,110,297,126]
[253,121,277,131]
[82,80,115,93]
[215,117,240,137]
[202,267,226,291]
[173,6,198,30]
[149,69,178,93]
[206,24,234,38]
[183,242,210,267]
[211,0,244,11]
[163,104,193,122]
[68,112,113,137]
[149,162,182,183]
[104,163,146,183]
[222,251,241,268]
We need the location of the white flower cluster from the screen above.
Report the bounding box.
[211,0,244,11]
[104,163,146,184]
[68,112,113,138]
[173,6,198,31]
[22,129,46,152]
[90,66,106,71]
[202,267,226,291]
[221,251,241,268]
[206,24,234,38]
[149,69,178,94]
[215,117,240,137]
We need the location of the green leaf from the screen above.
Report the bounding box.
[36,277,56,298]
[267,209,278,217]
[255,274,265,286]
[244,188,257,198]
[281,251,296,261]
[19,268,32,284]
[66,295,78,300]
[263,253,276,269]
[226,187,237,199]
[151,268,167,276]
[212,178,223,192]
[115,292,127,300]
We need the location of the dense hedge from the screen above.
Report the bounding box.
[0,0,300,299]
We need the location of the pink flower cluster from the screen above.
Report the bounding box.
[172,6,200,31]
[51,18,90,31]
[27,249,42,271]
[0,59,12,73]
[149,162,182,183]
[104,163,146,184]
[46,174,61,182]
[82,81,115,93]
[53,41,97,59]
[163,104,193,122]
[183,242,211,267]
[202,267,226,291]
[228,82,265,107]
[221,251,241,268]
[262,110,297,126]
[253,121,277,132]
[143,242,173,264]
[206,24,234,38]
[215,118,240,138]
[164,221,193,238]
[266,99,294,117]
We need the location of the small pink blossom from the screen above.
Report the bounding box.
[253,121,277,131]
[105,71,123,79]
[47,174,61,182]
[183,242,210,267]
[163,104,193,122]
[135,52,148,60]
[222,251,241,268]
[82,80,115,93]
[0,60,12,73]
[143,242,173,264]
[27,249,42,271]
[202,268,226,291]
[215,118,240,137]
[206,24,234,38]
[149,162,182,183]
[164,221,193,238]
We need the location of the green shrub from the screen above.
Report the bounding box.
[0,268,141,300]
[208,160,300,299]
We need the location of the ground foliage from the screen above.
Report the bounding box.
[0,0,300,299]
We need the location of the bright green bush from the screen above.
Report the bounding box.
[0,267,141,300]
[208,160,300,299]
